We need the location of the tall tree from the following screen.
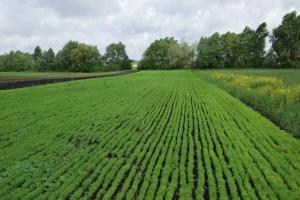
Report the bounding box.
[56,41,102,72]
[167,41,195,69]
[40,48,56,71]
[70,44,102,72]
[239,26,256,67]
[253,22,269,66]
[0,51,35,71]
[139,37,179,70]
[33,46,42,61]
[195,23,268,68]
[104,42,131,70]
[196,33,223,68]
[33,46,42,69]
[56,41,80,71]
[264,49,278,67]
[221,32,241,68]
[271,11,300,67]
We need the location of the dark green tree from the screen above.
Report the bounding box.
[253,22,269,66]
[0,51,35,71]
[40,48,56,71]
[104,42,131,70]
[196,33,223,68]
[56,41,80,71]
[220,32,241,68]
[167,41,195,69]
[271,11,300,67]
[33,46,42,69]
[264,49,278,67]
[239,26,256,67]
[33,46,42,61]
[69,44,102,72]
[233,23,268,67]
[139,37,178,70]
[56,41,103,72]
[195,23,268,68]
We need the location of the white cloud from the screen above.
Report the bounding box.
[0,0,299,59]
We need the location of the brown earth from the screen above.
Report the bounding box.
[0,70,135,90]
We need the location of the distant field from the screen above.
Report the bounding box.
[0,71,129,83]
[0,71,134,89]
[198,69,300,137]
[1,71,299,199]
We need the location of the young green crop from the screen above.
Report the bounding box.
[0,70,299,200]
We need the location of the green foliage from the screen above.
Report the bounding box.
[263,49,278,68]
[33,46,43,69]
[33,46,42,61]
[0,10,299,72]
[0,71,299,199]
[56,41,80,71]
[195,23,268,69]
[254,23,269,65]
[240,23,268,67]
[55,41,105,72]
[56,41,103,72]
[194,11,299,69]
[138,37,195,70]
[196,33,223,68]
[167,41,195,69]
[104,42,131,70]
[138,11,298,70]
[2,42,104,72]
[271,11,300,68]
[69,43,102,72]
[0,51,35,71]
[221,32,241,67]
[139,37,176,70]
[39,48,56,71]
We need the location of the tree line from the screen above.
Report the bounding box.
[139,11,300,69]
[0,11,299,72]
[0,41,131,72]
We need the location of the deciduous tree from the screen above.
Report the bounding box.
[271,11,300,67]
[40,48,56,71]
[104,42,132,70]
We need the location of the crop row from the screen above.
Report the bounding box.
[0,71,299,199]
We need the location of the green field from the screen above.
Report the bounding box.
[0,71,299,199]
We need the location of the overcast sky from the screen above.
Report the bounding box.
[0,0,299,59]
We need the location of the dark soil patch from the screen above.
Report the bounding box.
[0,70,135,90]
